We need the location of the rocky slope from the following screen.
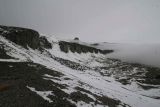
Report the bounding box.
[59,41,113,54]
[0,25,52,49]
[0,25,160,107]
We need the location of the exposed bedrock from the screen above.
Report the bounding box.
[59,41,113,54]
[0,25,52,49]
[0,25,113,54]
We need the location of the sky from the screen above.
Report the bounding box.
[0,0,160,44]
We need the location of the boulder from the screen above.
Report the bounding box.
[74,37,79,40]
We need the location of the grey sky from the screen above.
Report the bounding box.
[0,0,160,43]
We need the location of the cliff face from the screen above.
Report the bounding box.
[0,25,113,54]
[0,25,51,50]
[59,41,113,54]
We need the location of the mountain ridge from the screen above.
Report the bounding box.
[0,25,160,107]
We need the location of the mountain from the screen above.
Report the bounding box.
[0,25,160,107]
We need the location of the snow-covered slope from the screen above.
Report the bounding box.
[0,26,160,107]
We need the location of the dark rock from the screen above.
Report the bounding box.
[39,36,52,49]
[91,43,99,46]
[54,57,90,71]
[0,25,40,49]
[0,45,13,59]
[155,75,160,79]
[59,41,113,54]
[74,37,79,40]
[97,96,121,107]
[0,84,10,92]
[59,42,69,53]
[0,25,52,50]
[70,91,94,103]
[0,61,75,107]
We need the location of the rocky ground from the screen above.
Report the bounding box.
[0,25,160,107]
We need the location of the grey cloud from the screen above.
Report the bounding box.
[0,0,160,43]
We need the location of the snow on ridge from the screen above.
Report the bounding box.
[62,39,108,51]
[0,58,24,62]
[29,46,160,107]
[46,39,105,64]
[1,35,160,107]
[40,33,59,43]
[0,36,29,61]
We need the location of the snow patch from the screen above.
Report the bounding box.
[26,86,54,103]
[0,58,23,62]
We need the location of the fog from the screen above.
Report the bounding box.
[0,0,160,43]
[0,0,160,66]
[97,43,160,67]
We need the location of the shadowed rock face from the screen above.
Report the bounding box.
[59,41,113,54]
[39,36,52,49]
[0,45,13,59]
[0,25,112,54]
[0,25,52,50]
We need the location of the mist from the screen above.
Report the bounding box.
[0,0,160,43]
[96,43,160,67]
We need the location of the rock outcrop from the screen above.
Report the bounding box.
[0,25,113,54]
[0,25,52,50]
[0,45,13,59]
[74,37,79,40]
[39,36,52,49]
[59,41,113,54]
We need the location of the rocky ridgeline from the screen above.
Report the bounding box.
[0,25,52,50]
[0,25,113,54]
[59,41,113,54]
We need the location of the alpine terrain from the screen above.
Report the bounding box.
[0,25,160,107]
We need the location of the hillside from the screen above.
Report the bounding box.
[0,25,160,107]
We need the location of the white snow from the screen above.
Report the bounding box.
[44,74,54,78]
[26,86,54,103]
[9,65,13,67]
[1,35,160,107]
[0,58,23,62]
